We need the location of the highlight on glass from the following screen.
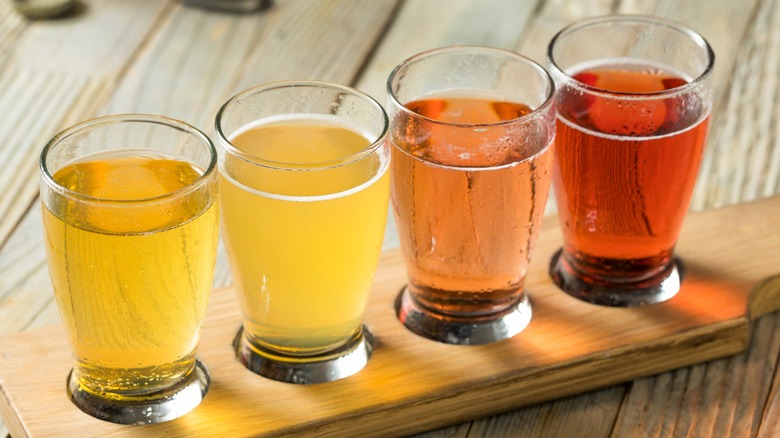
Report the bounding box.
[216,81,390,384]
[387,46,556,345]
[547,15,714,306]
[40,114,219,424]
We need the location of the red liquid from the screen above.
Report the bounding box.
[391,97,552,316]
[554,63,710,281]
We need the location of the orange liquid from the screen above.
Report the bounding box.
[554,63,710,280]
[391,98,552,317]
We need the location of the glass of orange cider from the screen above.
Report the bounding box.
[547,16,714,307]
[387,46,556,345]
[40,114,219,424]
[216,82,390,384]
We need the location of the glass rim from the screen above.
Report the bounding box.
[39,113,218,204]
[547,15,716,100]
[215,80,389,172]
[386,45,556,128]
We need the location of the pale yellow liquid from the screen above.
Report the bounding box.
[220,117,389,356]
[42,154,218,398]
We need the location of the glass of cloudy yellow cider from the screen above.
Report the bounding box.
[216,81,390,384]
[39,114,218,424]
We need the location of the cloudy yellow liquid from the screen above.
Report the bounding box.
[42,154,218,398]
[220,117,389,356]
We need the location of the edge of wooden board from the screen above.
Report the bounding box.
[750,275,780,319]
[0,196,778,437]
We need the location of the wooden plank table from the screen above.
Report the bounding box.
[0,0,778,436]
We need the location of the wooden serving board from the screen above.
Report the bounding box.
[2,197,780,437]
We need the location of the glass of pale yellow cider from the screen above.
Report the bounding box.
[216,81,390,384]
[39,114,219,424]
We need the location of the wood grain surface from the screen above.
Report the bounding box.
[0,0,777,436]
[2,197,780,437]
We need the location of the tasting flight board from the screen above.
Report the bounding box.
[1,196,779,437]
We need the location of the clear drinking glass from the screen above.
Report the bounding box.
[547,15,714,306]
[387,46,556,345]
[40,114,219,424]
[216,81,390,384]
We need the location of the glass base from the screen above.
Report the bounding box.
[395,286,532,345]
[67,360,210,425]
[549,249,684,307]
[234,325,374,384]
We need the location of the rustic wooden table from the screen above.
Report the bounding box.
[0,0,778,436]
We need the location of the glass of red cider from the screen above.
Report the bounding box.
[547,16,715,306]
[387,46,556,344]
